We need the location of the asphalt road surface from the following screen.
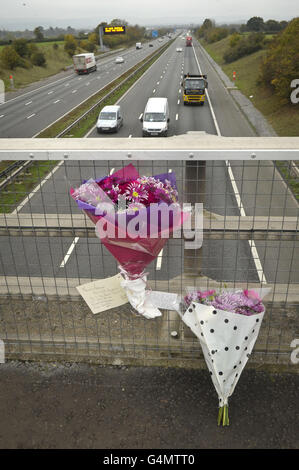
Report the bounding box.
[0,37,171,138]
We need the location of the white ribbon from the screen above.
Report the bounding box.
[119,267,162,319]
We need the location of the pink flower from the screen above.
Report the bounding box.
[244,289,261,302]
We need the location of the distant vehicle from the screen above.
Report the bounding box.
[73,53,97,74]
[181,73,208,105]
[140,97,169,137]
[149,43,154,47]
[96,105,123,133]
[115,56,124,64]
[186,36,192,47]
[176,47,183,52]
[136,42,142,49]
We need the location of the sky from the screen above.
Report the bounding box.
[0,0,298,30]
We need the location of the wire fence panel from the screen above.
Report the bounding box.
[0,156,298,369]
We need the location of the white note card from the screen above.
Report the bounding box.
[76,274,128,314]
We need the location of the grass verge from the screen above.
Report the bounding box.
[200,37,299,137]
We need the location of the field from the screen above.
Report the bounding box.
[201,36,299,137]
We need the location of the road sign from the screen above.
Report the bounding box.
[103,25,126,35]
[152,30,158,38]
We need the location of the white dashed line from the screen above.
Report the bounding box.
[177,99,180,104]
[53,99,60,104]
[48,90,54,94]
[175,113,178,120]
[153,89,156,93]
[0,115,4,118]
[60,237,80,268]
[72,90,77,93]
[26,113,36,119]
[25,101,32,106]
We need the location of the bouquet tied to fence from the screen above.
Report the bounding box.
[71,163,188,319]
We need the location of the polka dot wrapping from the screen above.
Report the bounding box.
[182,302,265,406]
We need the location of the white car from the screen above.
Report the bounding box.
[115,56,124,64]
[176,47,183,52]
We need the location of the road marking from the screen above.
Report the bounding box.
[72,90,77,93]
[157,81,160,85]
[191,42,266,284]
[60,237,80,268]
[26,113,36,119]
[129,134,132,138]
[179,88,181,93]
[25,101,32,106]
[138,113,143,120]
[156,249,163,270]
[48,90,54,94]
[153,89,156,93]
[177,99,180,104]
[86,82,90,86]
[53,99,60,104]
[0,115,4,118]
[175,113,178,120]
[78,77,82,80]
[12,161,64,214]
[64,83,69,87]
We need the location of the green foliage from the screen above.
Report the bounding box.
[246,16,265,32]
[64,34,77,56]
[258,17,299,104]
[229,33,241,48]
[0,45,22,69]
[205,27,229,43]
[12,38,29,57]
[31,51,46,66]
[34,26,44,41]
[223,32,265,63]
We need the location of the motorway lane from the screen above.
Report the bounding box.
[0,38,171,138]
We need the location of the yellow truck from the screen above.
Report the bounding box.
[181,74,208,105]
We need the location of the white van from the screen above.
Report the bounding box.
[96,105,123,133]
[141,98,170,137]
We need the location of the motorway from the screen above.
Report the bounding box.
[0,37,170,138]
[0,34,298,287]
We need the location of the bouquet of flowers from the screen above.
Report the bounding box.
[182,287,270,425]
[71,164,188,319]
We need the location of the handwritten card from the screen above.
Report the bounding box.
[148,291,179,310]
[76,274,128,314]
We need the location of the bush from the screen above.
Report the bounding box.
[12,38,29,57]
[53,43,59,50]
[223,32,265,63]
[0,45,22,69]
[31,51,46,66]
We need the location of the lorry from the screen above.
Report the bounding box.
[181,74,208,105]
[136,42,142,49]
[186,36,192,46]
[72,53,97,74]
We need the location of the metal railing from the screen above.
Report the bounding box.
[0,137,298,368]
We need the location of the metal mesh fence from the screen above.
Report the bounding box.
[0,157,298,367]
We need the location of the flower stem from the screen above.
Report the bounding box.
[217,406,223,426]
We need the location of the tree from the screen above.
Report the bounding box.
[12,38,29,57]
[64,34,77,56]
[0,45,22,69]
[246,17,264,32]
[34,26,44,41]
[259,17,299,103]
